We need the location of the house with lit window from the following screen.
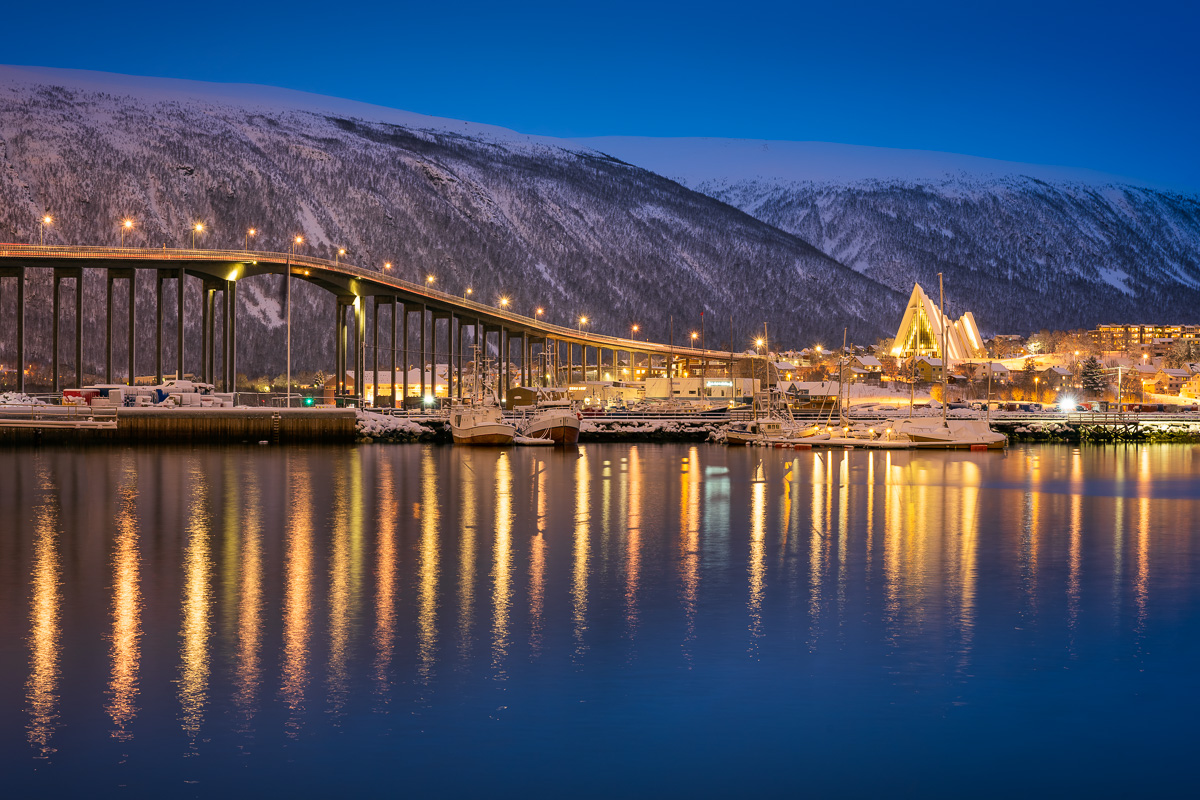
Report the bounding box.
[1151,368,1190,395]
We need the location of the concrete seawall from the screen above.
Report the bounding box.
[0,408,357,445]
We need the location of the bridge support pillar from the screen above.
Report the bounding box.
[177,267,185,383]
[389,297,398,407]
[225,280,236,395]
[0,266,26,393]
[155,272,164,383]
[420,304,427,401]
[372,297,380,406]
[355,297,364,404]
[52,267,83,393]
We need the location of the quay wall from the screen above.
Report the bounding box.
[0,408,356,445]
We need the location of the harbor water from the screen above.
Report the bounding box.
[2,443,1199,797]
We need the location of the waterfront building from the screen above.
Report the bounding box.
[891,283,987,362]
[1088,323,1200,351]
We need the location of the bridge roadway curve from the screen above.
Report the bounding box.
[0,244,743,402]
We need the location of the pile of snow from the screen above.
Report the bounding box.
[356,409,434,440]
[0,392,45,405]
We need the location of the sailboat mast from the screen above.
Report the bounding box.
[939,272,948,428]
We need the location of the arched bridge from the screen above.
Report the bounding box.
[0,245,743,404]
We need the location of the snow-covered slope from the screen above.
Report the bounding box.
[581,136,1200,334]
[0,66,897,376]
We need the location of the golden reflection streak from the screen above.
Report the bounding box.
[328,454,361,717]
[106,460,141,741]
[178,465,212,753]
[681,448,701,657]
[1067,449,1083,641]
[529,460,548,656]
[809,455,825,635]
[26,465,61,759]
[837,454,849,629]
[748,469,767,649]
[374,459,398,701]
[1135,494,1150,632]
[883,454,902,636]
[865,453,875,579]
[233,473,263,728]
[418,447,441,682]
[492,453,513,674]
[458,454,478,659]
[954,461,980,672]
[280,469,313,737]
[625,447,642,639]
[572,447,591,658]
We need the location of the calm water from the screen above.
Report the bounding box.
[2,443,1200,797]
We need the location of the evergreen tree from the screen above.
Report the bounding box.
[1080,356,1107,397]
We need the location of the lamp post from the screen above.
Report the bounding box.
[499,297,510,310]
[578,316,588,333]
[384,262,392,272]
[426,274,435,288]
[245,228,256,250]
[535,307,544,320]
[287,235,302,408]
[120,218,134,247]
[631,324,638,341]
[465,287,473,300]
[336,247,346,267]
[192,222,204,249]
[39,214,52,246]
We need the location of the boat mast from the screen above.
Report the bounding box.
[939,272,948,429]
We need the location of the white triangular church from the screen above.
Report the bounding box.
[891,283,986,362]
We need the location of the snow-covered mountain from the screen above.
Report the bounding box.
[0,66,897,375]
[580,137,1200,334]
[1,65,1198,378]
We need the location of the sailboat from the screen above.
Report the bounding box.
[449,347,517,446]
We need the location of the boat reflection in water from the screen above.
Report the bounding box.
[2,444,1199,796]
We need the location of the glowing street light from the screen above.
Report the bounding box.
[291,235,303,256]
[498,297,510,309]
[465,287,473,299]
[535,307,544,318]
[384,262,392,271]
[336,247,346,266]
[578,315,588,333]
[631,324,639,341]
[39,214,52,246]
[192,222,205,248]
[426,274,435,286]
[691,331,698,346]
[245,228,257,250]
[120,218,134,247]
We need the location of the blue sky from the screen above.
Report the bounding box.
[7,0,1198,189]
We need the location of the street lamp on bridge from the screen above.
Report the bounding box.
[291,235,303,256]
[245,228,256,250]
[499,297,510,309]
[384,262,392,271]
[426,274,435,287]
[336,247,346,266]
[631,323,638,341]
[39,214,52,246]
[535,307,544,320]
[192,222,205,249]
[120,218,134,247]
[578,316,588,333]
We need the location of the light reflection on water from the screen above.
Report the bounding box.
[3,443,1200,797]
